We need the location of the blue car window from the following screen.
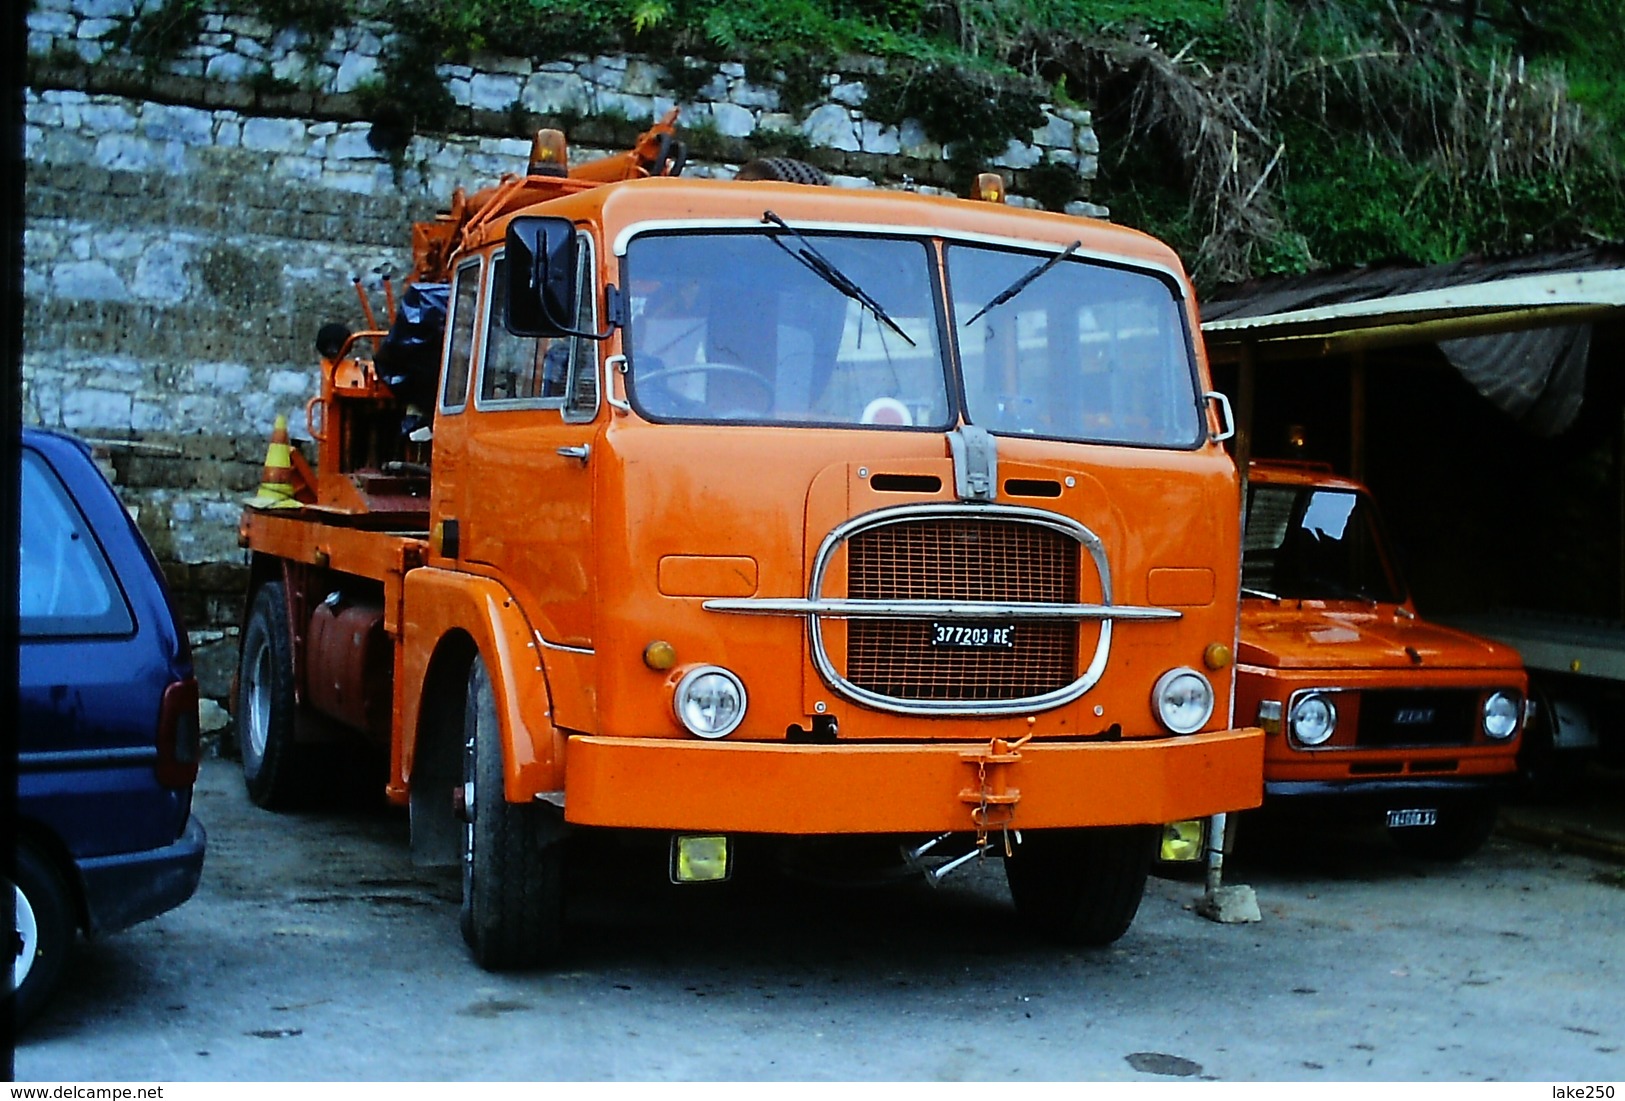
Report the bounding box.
[19,449,134,637]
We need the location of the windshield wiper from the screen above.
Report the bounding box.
[964,240,1082,326]
[761,211,915,346]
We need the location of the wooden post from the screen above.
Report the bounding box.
[1236,342,1256,532]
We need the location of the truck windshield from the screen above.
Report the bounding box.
[625,232,950,427]
[1243,484,1406,604]
[946,244,1203,448]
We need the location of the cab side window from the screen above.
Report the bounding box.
[479,234,600,419]
[562,236,600,422]
[481,253,570,405]
[440,259,482,411]
[19,450,133,637]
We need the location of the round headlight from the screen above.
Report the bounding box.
[1152,667,1214,734]
[1289,693,1337,746]
[673,666,747,739]
[1483,690,1521,740]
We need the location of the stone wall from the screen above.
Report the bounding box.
[24,0,1105,705]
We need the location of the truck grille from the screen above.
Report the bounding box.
[1356,689,1478,747]
[844,518,1079,701]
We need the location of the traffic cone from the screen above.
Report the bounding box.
[247,415,302,510]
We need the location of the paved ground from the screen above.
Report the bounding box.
[11,755,1625,1083]
[1500,761,1625,863]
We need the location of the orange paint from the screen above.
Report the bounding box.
[241,118,1263,851]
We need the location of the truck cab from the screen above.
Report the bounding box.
[235,123,1263,967]
[1236,460,1527,858]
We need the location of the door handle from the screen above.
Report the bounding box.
[556,444,591,464]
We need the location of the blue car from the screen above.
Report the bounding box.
[12,428,206,1027]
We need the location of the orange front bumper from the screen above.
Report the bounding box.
[562,727,1263,833]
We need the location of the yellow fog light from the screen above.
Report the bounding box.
[1160,819,1206,863]
[643,640,677,670]
[671,835,731,883]
[1204,642,1233,670]
[1256,699,1283,735]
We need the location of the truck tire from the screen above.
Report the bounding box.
[735,157,830,186]
[460,656,565,970]
[1387,800,1498,861]
[1004,825,1158,946]
[9,840,74,1029]
[238,581,307,809]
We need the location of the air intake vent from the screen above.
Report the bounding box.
[869,474,943,494]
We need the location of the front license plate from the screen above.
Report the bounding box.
[931,622,1016,649]
[1386,808,1438,829]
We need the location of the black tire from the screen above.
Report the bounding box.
[237,581,306,809]
[736,157,830,186]
[9,841,75,1029]
[460,657,565,970]
[1388,800,1498,861]
[1004,825,1158,946]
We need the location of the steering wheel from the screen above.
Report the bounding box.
[635,362,775,417]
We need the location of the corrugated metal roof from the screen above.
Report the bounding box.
[1198,247,1625,436]
[1202,269,1625,359]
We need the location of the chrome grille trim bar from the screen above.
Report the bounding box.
[703,597,1179,621]
[704,502,1182,716]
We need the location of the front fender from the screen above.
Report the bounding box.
[398,569,566,803]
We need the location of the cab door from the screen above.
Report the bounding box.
[425,254,485,567]
[464,232,603,655]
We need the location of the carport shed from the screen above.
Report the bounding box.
[1200,248,1625,757]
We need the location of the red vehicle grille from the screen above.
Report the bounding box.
[844,518,1080,701]
[1356,689,1479,747]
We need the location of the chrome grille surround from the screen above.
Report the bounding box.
[705,503,1180,716]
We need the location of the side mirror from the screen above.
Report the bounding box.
[505,215,581,337]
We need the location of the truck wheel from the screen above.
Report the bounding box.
[735,157,830,186]
[1004,825,1157,946]
[1388,800,1498,861]
[9,841,74,1029]
[238,581,306,809]
[460,656,565,970]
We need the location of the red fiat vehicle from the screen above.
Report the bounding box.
[1235,460,1526,859]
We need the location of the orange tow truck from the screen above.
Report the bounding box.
[1235,460,1526,858]
[233,115,1262,967]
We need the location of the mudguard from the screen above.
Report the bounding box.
[397,568,568,803]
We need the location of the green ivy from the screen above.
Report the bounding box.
[362,33,457,157]
[1023,160,1085,213]
[866,61,1047,192]
[250,0,349,45]
[106,0,208,63]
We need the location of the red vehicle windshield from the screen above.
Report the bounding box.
[1243,483,1406,604]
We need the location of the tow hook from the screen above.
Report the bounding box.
[903,733,1033,886]
[960,733,1030,844]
